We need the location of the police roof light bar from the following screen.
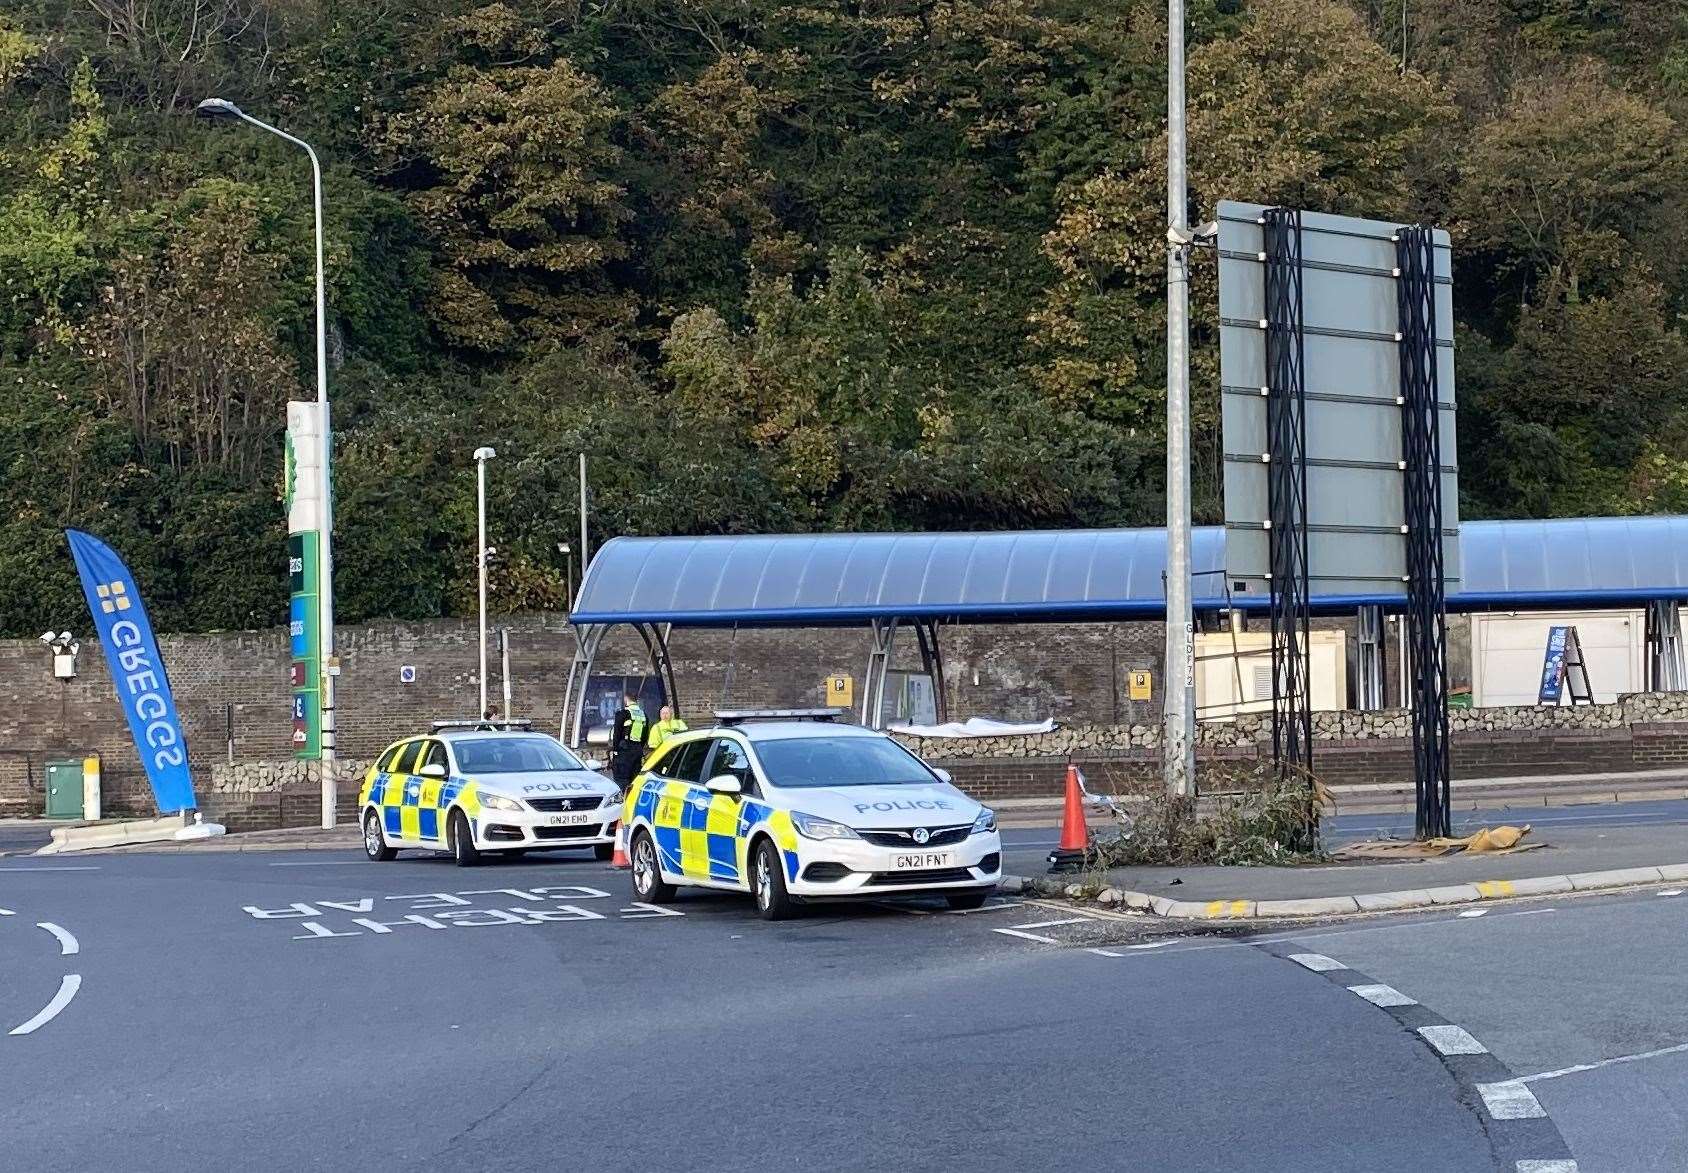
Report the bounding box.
[428,718,536,733]
[713,708,844,725]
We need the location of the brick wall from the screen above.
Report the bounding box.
[0,614,1170,816]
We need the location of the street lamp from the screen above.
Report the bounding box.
[197,97,340,828]
[474,446,497,718]
[557,541,573,610]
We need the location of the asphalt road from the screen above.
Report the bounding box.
[4,843,1682,1171]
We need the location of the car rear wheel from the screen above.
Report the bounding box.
[450,809,482,868]
[363,810,396,862]
[944,890,991,911]
[752,839,796,921]
[630,830,675,903]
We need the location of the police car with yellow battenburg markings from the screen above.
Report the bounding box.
[623,709,1001,919]
[359,720,622,866]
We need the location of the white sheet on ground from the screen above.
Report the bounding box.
[888,717,1057,738]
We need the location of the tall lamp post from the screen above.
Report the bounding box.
[474,446,497,718]
[196,97,339,828]
[1163,0,1197,798]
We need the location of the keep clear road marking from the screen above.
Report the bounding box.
[36,923,77,956]
[9,975,82,1037]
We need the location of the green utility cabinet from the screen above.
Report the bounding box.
[45,760,84,819]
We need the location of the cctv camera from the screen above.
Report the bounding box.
[58,631,72,643]
[40,631,56,645]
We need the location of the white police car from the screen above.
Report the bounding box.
[359,722,621,866]
[622,710,1001,919]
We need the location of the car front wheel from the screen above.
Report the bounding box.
[630,830,675,903]
[363,810,396,862]
[752,839,796,921]
[450,810,482,868]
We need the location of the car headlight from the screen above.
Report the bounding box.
[971,808,997,834]
[790,811,860,841]
[599,791,623,809]
[480,793,523,812]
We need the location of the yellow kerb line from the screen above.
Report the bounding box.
[1474,880,1515,898]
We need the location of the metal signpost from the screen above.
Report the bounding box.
[1217,201,1460,838]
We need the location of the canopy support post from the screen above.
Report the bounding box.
[1646,600,1684,693]
[863,619,898,729]
[914,620,948,725]
[562,623,606,748]
[1357,605,1386,710]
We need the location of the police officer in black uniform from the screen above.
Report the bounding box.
[610,690,649,788]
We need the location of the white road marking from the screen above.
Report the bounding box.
[992,927,1059,944]
[0,908,12,916]
[36,923,77,956]
[1289,952,1347,972]
[1086,948,1124,958]
[943,901,1021,916]
[1516,1161,1579,1172]
[1514,908,1558,916]
[1476,1080,1547,1119]
[269,861,360,867]
[1348,983,1417,1008]
[1659,890,1682,897]
[1027,917,1092,928]
[1418,1025,1488,1056]
[1458,909,1488,918]
[1517,1040,1688,1084]
[1128,940,1182,950]
[9,975,81,1036]
[0,866,100,872]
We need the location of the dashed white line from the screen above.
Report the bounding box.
[1659,889,1683,897]
[1476,1079,1547,1119]
[36,922,77,956]
[1348,983,1418,1008]
[1128,940,1181,950]
[1418,1025,1488,1056]
[1516,1160,1579,1172]
[1516,1040,1688,1084]
[1086,948,1124,958]
[0,907,12,916]
[8,975,81,1036]
[1289,952,1348,972]
[1458,909,1488,918]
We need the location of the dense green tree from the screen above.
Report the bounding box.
[2,0,1688,636]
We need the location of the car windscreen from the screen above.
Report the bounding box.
[453,737,585,775]
[752,736,935,789]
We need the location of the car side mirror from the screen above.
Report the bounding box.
[419,763,448,779]
[932,767,952,785]
[583,758,606,772]
[705,774,743,796]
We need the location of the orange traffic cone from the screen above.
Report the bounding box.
[610,823,630,870]
[1047,764,1090,874]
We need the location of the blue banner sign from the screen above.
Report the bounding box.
[66,529,197,814]
[1538,625,1570,704]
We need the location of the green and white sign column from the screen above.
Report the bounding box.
[285,402,326,763]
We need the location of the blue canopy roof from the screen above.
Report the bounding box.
[569,517,1688,627]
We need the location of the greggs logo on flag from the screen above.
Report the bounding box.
[65,529,197,814]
